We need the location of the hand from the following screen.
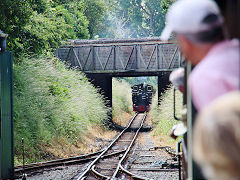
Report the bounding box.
[169,68,184,93]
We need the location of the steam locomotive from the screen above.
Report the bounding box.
[131,83,154,113]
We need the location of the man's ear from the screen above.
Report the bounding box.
[178,35,192,53]
[177,35,193,62]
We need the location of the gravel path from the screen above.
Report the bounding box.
[127,132,179,180]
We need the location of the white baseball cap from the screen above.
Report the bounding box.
[160,0,223,41]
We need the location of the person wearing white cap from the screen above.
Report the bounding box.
[161,0,240,111]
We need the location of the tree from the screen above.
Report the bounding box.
[0,0,32,53]
[97,0,169,38]
[97,0,174,38]
[161,0,175,14]
[0,0,91,56]
[83,0,107,38]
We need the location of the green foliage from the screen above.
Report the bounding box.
[0,0,107,57]
[22,4,90,55]
[98,0,166,38]
[23,10,73,55]
[0,0,172,55]
[112,78,133,118]
[29,0,49,13]
[0,0,32,53]
[150,86,182,138]
[161,0,175,14]
[120,77,158,90]
[83,0,107,38]
[66,2,90,39]
[14,56,108,163]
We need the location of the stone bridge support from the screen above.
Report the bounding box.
[86,73,113,126]
[158,72,171,105]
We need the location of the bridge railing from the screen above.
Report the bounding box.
[56,39,182,73]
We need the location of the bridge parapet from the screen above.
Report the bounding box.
[56,38,182,74]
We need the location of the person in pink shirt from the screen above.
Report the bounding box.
[160,0,240,111]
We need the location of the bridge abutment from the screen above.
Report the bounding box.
[86,73,113,126]
[158,72,170,105]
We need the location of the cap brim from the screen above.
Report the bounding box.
[160,25,172,41]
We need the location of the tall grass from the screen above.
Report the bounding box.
[14,56,108,164]
[112,78,134,125]
[150,86,183,145]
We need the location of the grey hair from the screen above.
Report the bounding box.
[179,14,227,44]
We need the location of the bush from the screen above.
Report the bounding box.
[14,56,108,163]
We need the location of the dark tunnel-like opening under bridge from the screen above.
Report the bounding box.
[56,37,183,129]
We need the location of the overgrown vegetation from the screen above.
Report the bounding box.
[0,0,175,165]
[112,78,134,125]
[0,0,108,164]
[14,56,108,164]
[150,86,183,146]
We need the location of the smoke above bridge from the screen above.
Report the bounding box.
[96,0,169,39]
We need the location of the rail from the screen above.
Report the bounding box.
[14,149,126,178]
[74,113,150,180]
[111,114,147,179]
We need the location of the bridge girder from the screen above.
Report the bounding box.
[56,39,182,74]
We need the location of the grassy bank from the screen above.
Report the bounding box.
[150,86,183,147]
[14,56,109,165]
[112,78,134,126]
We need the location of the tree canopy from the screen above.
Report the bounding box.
[0,0,173,56]
[0,0,106,57]
[97,0,174,38]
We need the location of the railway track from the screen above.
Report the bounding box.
[14,149,127,178]
[14,113,144,179]
[73,113,147,180]
[15,113,179,179]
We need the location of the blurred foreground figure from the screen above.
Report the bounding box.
[169,67,184,93]
[161,0,240,111]
[193,91,240,180]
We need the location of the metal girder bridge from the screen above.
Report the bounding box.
[56,38,182,127]
[56,38,182,75]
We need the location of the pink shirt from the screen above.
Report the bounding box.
[189,39,240,111]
